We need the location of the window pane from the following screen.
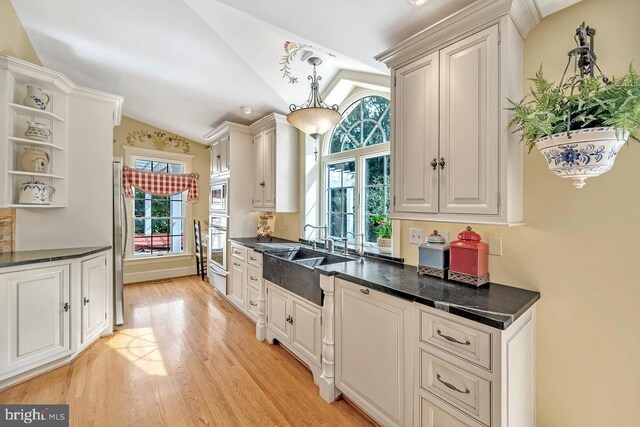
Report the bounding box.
[135,160,152,171]
[168,163,184,174]
[152,219,169,234]
[328,213,343,238]
[344,213,355,238]
[365,156,385,186]
[365,186,386,214]
[152,161,168,173]
[329,189,344,213]
[328,96,390,154]
[365,215,378,244]
[345,188,355,214]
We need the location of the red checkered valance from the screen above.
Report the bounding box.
[123,166,199,202]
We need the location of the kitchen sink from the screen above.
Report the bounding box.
[262,247,353,305]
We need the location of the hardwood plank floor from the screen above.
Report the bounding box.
[0,276,375,427]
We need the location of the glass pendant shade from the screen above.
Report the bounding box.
[287,107,342,139]
[287,57,342,140]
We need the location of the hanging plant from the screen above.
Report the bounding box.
[508,23,640,188]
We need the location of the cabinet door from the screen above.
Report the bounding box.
[290,297,322,367]
[262,127,276,209]
[245,285,259,322]
[229,259,245,309]
[335,279,412,427]
[218,135,230,175]
[439,25,499,215]
[252,133,265,208]
[393,51,440,214]
[417,394,483,427]
[81,254,108,344]
[0,264,71,376]
[210,142,220,177]
[266,284,290,342]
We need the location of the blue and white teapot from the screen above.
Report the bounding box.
[18,181,55,205]
[23,86,50,110]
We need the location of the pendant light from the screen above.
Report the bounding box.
[287,57,342,142]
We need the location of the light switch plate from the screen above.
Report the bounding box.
[488,236,503,256]
[410,228,424,245]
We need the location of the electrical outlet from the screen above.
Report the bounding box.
[488,236,503,256]
[410,228,424,245]
[440,231,450,243]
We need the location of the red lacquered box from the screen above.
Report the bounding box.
[449,226,490,286]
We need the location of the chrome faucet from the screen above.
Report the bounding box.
[304,224,327,250]
[346,231,365,263]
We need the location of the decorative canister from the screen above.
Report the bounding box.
[20,148,50,173]
[417,230,449,279]
[24,121,52,142]
[449,226,490,287]
[23,86,50,110]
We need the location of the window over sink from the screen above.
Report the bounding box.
[323,95,391,246]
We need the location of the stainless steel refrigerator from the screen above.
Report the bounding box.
[113,160,125,326]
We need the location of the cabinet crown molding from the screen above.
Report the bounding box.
[375,0,541,68]
[249,112,289,135]
[204,121,251,142]
[0,55,123,125]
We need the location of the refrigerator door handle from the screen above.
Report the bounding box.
[121,191,128,257]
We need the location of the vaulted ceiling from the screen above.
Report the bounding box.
[11,0,578,143]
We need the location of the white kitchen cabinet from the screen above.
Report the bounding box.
[334,278,413,427]
[266,281,322,369]
[0,264,71,378]
[210,135,229,178]
[377,6,524,225]
[250,113,298,212]
[394,51,440,214]
[266,283,290,342]
[229,258,245,310]
[439,25,499,215]
[81,253,108,345]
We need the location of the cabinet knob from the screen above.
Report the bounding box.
[63,302,70,312]
[260,181,265,187]
[439,157,446,169]
[216,154,221,159]
[250,300,257,307]
[83,297,90,306]
[360,288,370,295]
[430,158,438,171]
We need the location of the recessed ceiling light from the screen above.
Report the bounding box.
[407,0,430,6]
[240,106,253,115]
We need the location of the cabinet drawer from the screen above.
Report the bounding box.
[247,250,262,268]
[246,265,262,290]
[419,308,492,370]
[246,286,259,322]
[419,350,491,425]
[417,393,484,427]
[230,244,246,261]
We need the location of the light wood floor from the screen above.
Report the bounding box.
[0,276,374,426]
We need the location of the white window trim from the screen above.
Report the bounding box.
[320,92,392,249]
[122,146,194,262]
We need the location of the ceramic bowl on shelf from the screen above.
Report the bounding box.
[24,121,52,142]
[17,181,55,205]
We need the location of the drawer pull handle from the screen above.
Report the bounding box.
[250,300,257,307]
[234,262,240,267]
[250,276,258,281]
[360,288,370,295]
[250,257,257,261]
[437,374,470,394]
[437,329,470,346]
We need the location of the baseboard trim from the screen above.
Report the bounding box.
[124,266,195,284]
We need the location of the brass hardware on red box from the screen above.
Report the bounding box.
[449,226,490,287]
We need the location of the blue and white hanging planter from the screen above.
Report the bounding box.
[535,127,628,189]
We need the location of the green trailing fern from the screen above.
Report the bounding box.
[508,65,640,152]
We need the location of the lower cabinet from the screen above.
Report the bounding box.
[81,254,108,345]
[417,392,484,427]
[266,281,322,368]
[334,278,413,427]
[0,264,71,379]
[229,258,245,309]
[0,249,112,388]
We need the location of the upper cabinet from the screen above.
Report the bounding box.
[377,0,529,225]
[210,134,229,178]
[250,113,298,213]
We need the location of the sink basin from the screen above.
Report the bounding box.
[262,247,353,305]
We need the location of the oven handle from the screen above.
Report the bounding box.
[209,265,228,277]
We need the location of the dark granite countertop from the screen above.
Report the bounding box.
[229,237,540,330]
[228,237,301,252]
[0,246,112,268]
[316,257,539,330]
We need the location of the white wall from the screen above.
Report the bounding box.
[16,96,115,250]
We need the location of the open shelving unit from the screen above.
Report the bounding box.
[1,69,67,208]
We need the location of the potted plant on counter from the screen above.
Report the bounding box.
[372,214,392,254]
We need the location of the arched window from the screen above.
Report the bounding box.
[328,95,391,154]
[322,95,391,246]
